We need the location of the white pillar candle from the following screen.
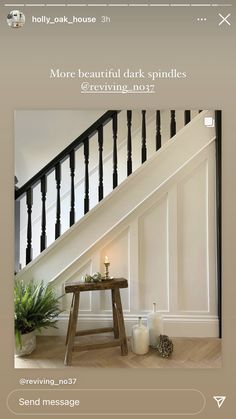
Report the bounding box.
[131,317,149,355]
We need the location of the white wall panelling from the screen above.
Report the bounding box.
[37,144,218,337]
[177,161,209,312]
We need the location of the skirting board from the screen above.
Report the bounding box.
[41,315,219,338]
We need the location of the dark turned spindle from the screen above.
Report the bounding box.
[184,110,191,125]
[156,110,161,151]
[15,177,21,273]
[40,175,47,252]
[112,112,118,189]
[127,110,132,176]
[69,149,75,227]
[141,110,147,163]
[98,126,104,201]
[84,137,89,214]
[170,110,176,138]
[26,187,33,265]
[55,162,61,239]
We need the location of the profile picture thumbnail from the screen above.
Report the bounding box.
[7,10,25,28]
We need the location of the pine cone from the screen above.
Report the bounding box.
[156,335,174,358]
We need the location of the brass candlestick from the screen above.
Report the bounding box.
[104,261,110,280]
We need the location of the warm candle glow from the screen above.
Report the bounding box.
[104,256,109,264]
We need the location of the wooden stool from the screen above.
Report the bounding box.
[64,278,128,366]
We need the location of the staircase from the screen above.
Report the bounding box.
[15,110,221,338]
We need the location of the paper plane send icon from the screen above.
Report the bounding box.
[213,396,226,408]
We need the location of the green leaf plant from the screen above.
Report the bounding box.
[14,279,62,348]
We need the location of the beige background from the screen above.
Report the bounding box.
[0,2,236,418]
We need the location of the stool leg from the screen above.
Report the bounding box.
[65,294,74,346]
[114,288,128,355]
[64,292,80,366]
[111,289,119,339]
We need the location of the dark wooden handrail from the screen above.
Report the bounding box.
[15,110,120,200]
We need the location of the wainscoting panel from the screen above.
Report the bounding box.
[99,229,130,312]
[177,161,210,313]
[138,197,169,312]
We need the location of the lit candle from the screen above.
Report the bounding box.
[103,256,110,280]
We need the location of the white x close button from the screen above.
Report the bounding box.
[218,13,231,26]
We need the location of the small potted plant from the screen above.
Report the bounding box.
[14,279,62,356]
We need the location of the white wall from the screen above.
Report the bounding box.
[15,110,199,268]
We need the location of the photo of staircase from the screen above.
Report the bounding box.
[14,109,222,368]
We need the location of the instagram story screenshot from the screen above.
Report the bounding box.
[0,1,235,418]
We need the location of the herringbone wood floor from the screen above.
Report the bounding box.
[15,336,221,369]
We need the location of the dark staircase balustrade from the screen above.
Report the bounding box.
[15,111,119,266]
[15,110,205,268]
